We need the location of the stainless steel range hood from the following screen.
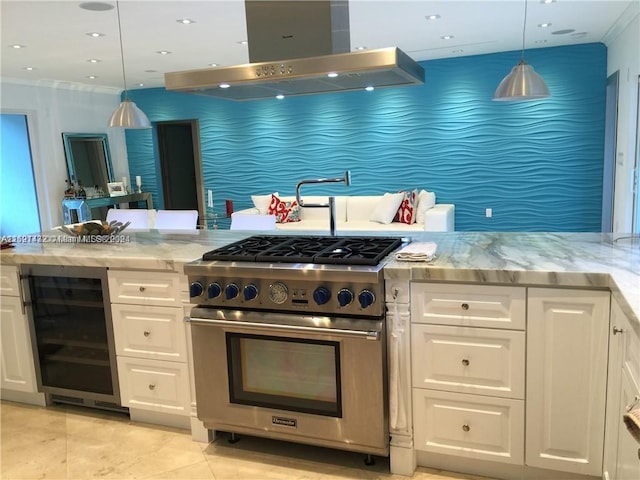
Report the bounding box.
[164,1,425,101]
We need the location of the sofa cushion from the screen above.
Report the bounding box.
[415,190,436,224]
[336,221,424,232]
[268,194,300,223]
[252,192,279,214]
[345,196,382,221]
[369,193,405,224]
[395,190,418,225]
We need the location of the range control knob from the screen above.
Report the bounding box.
[207,282,222,299]
[189,282,204,298]
[313,287,331,305]
[337,289,354,307]
[225,283,240,300]
[244,284,259,301]
[358,289,376,309]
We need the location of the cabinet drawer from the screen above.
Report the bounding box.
[108,270,182,307]
[412,324,524,399]
[413,388,524,465]
[112,304,187,362]
[0,266,20,297]
[116,356,190,416]
[411,283,525,330]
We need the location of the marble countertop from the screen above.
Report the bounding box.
[1,230,638,326]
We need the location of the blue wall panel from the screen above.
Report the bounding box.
[126,43,607,231]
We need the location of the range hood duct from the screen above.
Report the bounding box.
[164,1,425,101]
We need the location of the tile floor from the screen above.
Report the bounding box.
[1,401,495,480]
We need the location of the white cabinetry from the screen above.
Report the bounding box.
[0,266,43,404]
[604,297,640,480]
[411,283,526,465]
[108,270,191,428]
[526,288,609,476]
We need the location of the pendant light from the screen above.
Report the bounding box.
[108,0,151,128]
[493,0,550,101]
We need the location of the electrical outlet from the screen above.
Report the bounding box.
[485,208,492,218]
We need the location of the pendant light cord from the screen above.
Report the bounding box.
[520,0,528,60]
[115,0,129,100]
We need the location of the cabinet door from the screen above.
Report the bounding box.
[0,265,20,296]
[526,288,609,476]
[0,296,38,393]
[616,367,640,480]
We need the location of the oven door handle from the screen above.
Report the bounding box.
[189,317,380,340]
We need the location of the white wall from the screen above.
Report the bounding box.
[605,2,640,233]
[0,79,128,230]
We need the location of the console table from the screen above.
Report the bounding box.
[62,193,153,224]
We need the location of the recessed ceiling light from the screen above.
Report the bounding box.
[138,83,144,87]
[238,40,248,45]
[79,2,113,11]
[276,94,285,99]
[209,63,219,67]
[177,19,196,24]
[355,46,367,51]
[87,58,101,63]
[9,44,26,49]
[441,35,454,40]
[86,75,97,79]
[157,50,172,55]
[541,0,556,4]
[86,32,105,38]
[327,72,338,78]
[219,83,230,89]
[425,14,440,20]
[365,86,374,92]
[23,67,35,71]
[538,23,552,28]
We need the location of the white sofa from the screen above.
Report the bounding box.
[231,194,455,232]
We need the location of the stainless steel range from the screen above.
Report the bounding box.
[185,235,402,460]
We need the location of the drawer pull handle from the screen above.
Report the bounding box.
[461,303,469,311]
[143,330,151,337]
[612,326,624,335]
[139,286,146,293]
[148,384,155,391]
[462,424,470,432]
[462,359,470,366]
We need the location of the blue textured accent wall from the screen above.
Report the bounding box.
[126,43,606,231]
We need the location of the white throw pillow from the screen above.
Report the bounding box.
[415,190,436,224]
[251,192,279,214]
[369,192,405,224]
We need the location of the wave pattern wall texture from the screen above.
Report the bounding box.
[127,43,606,231]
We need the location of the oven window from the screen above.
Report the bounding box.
[226,333,342,417]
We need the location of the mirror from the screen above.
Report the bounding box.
[62,133,114,193]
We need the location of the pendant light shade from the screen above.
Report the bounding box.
[493,0,550,101]
[109,99,151,128]
[109,1,151,128]
[493,59,550,101]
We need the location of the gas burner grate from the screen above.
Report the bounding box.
[202,235,402,266]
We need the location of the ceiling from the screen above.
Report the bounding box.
[0,0,635,92]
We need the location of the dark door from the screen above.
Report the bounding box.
[156,120,204,219]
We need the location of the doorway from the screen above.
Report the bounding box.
[156,120,204,224]
[1,113,41,236]
[602,71,619,232]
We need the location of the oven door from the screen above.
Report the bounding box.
[189,308,389,456]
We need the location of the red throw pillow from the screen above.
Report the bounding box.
[267,194,301,223]
[394,190,417,224]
